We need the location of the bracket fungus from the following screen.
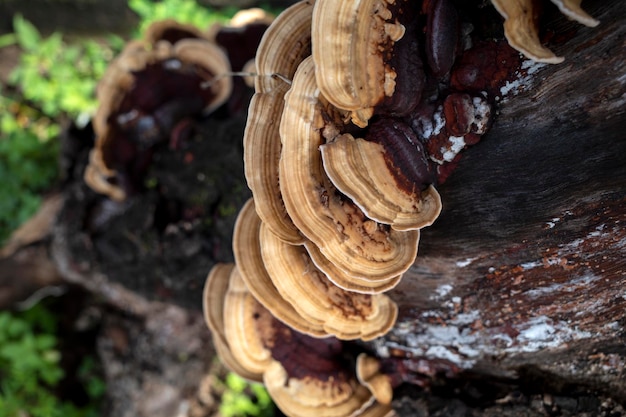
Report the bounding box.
[223,266,274,376]
[204,261,395,417]
[303,241,403,295]
[232,199,326,337]
[490,0,599,63]
[311,0,410,127]
[85,32,232,201]
[202,263,263,382]
[244,0,314,244]
[280,57,420,281]
[320,124,442,231]
[259,222,398,340]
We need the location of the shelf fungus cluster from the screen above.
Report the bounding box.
[84,12,273,201]
[491,0,599,64]
[203,263,395,417]
[203,0,599,414]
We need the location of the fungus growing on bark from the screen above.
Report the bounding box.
[85,35,232,201]
[490,0,599,63]
[259,222,398,340]
[201,0,603,413]
[279,57,420,281]
[244,0,313,244]
[311,0,414,127]
[202,263,263,382]
[356,354,394,405]
[320,121,442,231]
[232,199,326,337]
[204,261,395,417]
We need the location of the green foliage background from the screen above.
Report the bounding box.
[0,303,104,417]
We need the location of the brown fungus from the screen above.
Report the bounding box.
[304,241,403,294]
[85,36,232,200]
[320,120,442,231]
[223,266,274,376]
[262,329,376,417]
[205,261,393,417]
[311,0,408,127]
[202,263,263,382]
[259,222,398,340]
[279,56,420,281]
[244,0,314,244]
[490,0,599,63]
[232,199,327,337]
[356,354,394,406]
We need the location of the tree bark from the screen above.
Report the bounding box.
[376,0,626,412]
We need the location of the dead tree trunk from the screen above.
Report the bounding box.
[377,0,626,413]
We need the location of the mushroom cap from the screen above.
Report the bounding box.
[304,241,403,294]
[263,335,375,417]
[320,133,442,231]
[490,0,565,63]
[229,7,275,27]
[311,0,407,127]
[144,19,205,45]
[223,266,273,375]
[254,0,314,93]
[279,56,420,281]
[203,263,263,382]
[232,199,327,337]
[549,0,599,27]
[259,222,398,341]
[356,354,393,405]
[85,37,232,200]
[243,0,314,244]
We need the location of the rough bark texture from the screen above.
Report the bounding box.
[373,0,626,413]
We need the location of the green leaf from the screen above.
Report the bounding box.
[13,15,41,51]
[0,33,17,48]
[226,372,247,393]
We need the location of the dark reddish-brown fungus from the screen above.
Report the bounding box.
[260,312,354,384]
[156,28,201,44]
[380,20,425,117]
[443,93,473,136]
[424,0,459,78]
[366,118,436,193]
[105,59,216,159]
[450,40,522,94]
